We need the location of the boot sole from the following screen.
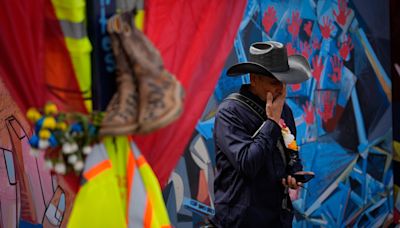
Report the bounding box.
[137,83,184,134]
[99,123,139,136]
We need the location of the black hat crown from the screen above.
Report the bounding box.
[248,41,289,73]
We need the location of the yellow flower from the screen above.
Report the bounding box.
[42,117,57,129]
[44,103,58,115]
[26,108,41,122]
[39,129,51,139]
[56,122,67,131]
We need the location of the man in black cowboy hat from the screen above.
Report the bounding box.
[212,41,314,227]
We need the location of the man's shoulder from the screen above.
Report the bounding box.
[217,98,241,116]
[216,94,267,126]
[217,94,251,115]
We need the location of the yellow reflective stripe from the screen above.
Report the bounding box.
[51,0,85,23]
[64,37,92,111]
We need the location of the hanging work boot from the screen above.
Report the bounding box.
[115,11,184,134]
[99,16,139,136]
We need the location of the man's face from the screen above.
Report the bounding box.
[252,74,285,101]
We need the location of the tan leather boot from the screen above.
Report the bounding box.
[100,16,139,136]
[115,12,184,134]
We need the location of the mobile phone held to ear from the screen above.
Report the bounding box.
[293,173,315,183]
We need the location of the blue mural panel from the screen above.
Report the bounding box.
[165,0,392,227]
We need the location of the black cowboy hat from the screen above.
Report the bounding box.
[227,41,312,84]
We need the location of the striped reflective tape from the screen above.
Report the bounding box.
[59,20,87,39]
[83,144,112,181]
[129,141,171,227]
[127,145,147,227]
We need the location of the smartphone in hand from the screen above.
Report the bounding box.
[293,173,315,183]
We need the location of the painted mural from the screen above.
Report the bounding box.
[0,78,76,228]
[164,0,393,227]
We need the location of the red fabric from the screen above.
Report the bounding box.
[0,0,86,114]
[135,0,246,187]
[0,0,46,112]
[43,0,87,113]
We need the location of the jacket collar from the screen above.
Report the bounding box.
[239,84,266,109]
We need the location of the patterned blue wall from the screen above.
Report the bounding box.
[164,0,392,227]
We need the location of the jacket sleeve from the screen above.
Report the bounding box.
[214,106,281,178]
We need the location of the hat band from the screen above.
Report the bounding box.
[249,54,289,72]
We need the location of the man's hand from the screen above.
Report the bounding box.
[282,175,302,190]
[294,171,315,176]
[266,85,286,124]
[282,171,315,189]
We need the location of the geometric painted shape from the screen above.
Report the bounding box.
[195,118,215,140]
[3,149,16,184]
[303,139,357,209]
[183,198,215,216]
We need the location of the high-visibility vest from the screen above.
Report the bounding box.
[68,136,171,228]
[51,0,93,111]
[67,143,126,227]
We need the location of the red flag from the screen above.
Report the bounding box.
[135,0,246,186]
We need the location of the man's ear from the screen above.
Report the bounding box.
[250,74,256,87]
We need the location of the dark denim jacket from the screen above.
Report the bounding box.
[212,85,302,228]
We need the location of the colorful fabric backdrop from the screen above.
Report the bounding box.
[134,0,247,187]
[0,0,88,114]
[87,0,247,187]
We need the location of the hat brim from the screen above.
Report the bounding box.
[226,55,312,84]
